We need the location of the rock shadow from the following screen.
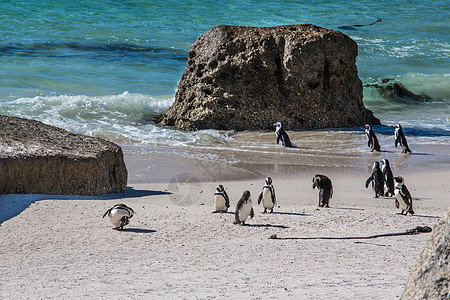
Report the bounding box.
[0,187,171,225]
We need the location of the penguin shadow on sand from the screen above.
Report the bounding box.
[271,211,312,216]
[120,228,157,234]
[244,223,290,229]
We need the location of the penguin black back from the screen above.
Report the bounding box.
[274,122,294,148]
[394,124,412,153]
[312,174,333,207]
[365,161,384,198]
[365,124,381,152]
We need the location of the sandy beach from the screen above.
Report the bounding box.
[1,137,449,299]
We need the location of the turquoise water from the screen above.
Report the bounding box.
[1,0,449,148]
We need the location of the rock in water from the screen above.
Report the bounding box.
[0,115,127,195]
[401,208,449,300]
[160,24,379,131]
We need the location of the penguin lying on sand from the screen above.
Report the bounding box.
[234,191,254,225]
[394,176,414,215]
[213,185,230,213]
[312,174,333,207]
[103,204,134,230]
[274,122,295,148]
[394,124,412,154]
[365,124,381,152]
[381,159,394,197]
[365,161,384,198]
[257,177,276,213]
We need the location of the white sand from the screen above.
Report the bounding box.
[1,168,448,299]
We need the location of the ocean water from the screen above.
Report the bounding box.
[1,0,449,156]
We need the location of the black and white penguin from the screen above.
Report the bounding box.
[312,174,333,207]
[365,124,381,152]
[274,122,294,148]
[394,124,412,154]
[213,184,230,213]
[257,177,276,213]
[381,159,395,197]
[394,176,414,215]
[234,190,254,225]
[103,203,134,230]
[365,161,384,198]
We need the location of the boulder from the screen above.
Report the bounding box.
[0,115,127,195]
[401,208,449,299]
[160,24,379,131]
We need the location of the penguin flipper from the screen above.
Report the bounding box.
[395,199,400,209]
[234,211,240,225]
[271,188,276,205]
[365,176,373,188]
[102,208,112,218]
[250,207,254,219]
[224,191,230,208]
[257,192,263,205]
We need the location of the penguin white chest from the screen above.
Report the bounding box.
[238,199,252,221]
[108,208,130,227]
[214,194,226,211]
[394,187,408,211]
[262,188,274,209]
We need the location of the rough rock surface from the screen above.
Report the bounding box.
[161,24,380,131]
[401,208,449,300]
[0,115,127,195]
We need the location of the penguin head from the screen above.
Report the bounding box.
[364,124,371,130]
[395,124,402,130]
[216,185,224,193]
[394,176,404,184]
[373,161,380,169]
[273,122,282,129]
[394,176,404,188]
[265,177,272,185]
[382,159,390,167]
[242,190,251,200]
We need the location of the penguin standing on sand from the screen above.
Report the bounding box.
[381,159,395,197]
[274,122,294,148]
[394,124,412,154]
[312,174,333,207]
[365,124,381,152]
[234,191,254,225]
[103,204,134,230]
[257,177,276,213]
[365,161,384,198]
[213,185,230,213]
[394,176,414,215]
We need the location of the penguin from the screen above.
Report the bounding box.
[257,177,276,213]
[234,190,254,225]
[213,184,230,213]
[365,161,384,198]
[312,174,333,208]
[381,159,395,197]
[365,124,381,152]
[274,122,294,148]
[394,176,414,215]
[394,124,412,154]
[103,204,134,230]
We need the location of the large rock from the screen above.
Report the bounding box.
[160,24,379,131]
[0,115,127,195]
[401,208,449,300]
